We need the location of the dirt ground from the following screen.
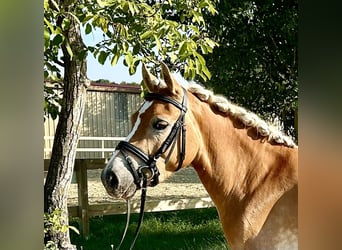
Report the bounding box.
[67,167,210,206]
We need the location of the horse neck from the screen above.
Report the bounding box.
[189,98,298,246]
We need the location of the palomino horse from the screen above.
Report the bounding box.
[101,62,298,250]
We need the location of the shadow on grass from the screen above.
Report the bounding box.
[70,208,229,250]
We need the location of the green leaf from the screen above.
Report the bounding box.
[68,225,80,235]
[195,51,205,66]
[154,34,162,51]
[204,38,218,49]
[202,64,211,80]
[44,17,55,33]
[124,52,133,67]
[111,54,119,67]
[44,27,50,49]
[140,30,153,40]
[65,40,74,59]
[49,0,60,12]
[195,58,201,74]
[52,34,63,46]
[81,14,93,23]
[132,43,140,55]
[92,14,108,33]
[199,44,208,54]
[127,1,136,15]
[62,18,71,31]
[178,41,187,56]
[122,1,129,12]
[85,23,92,34]
[88,46,95,53]
[189,25,200,35]
[122,42,129,53]
[170,52,177,63]
[98,51,109,65]
[206,45,213,53]
[129,65,136,75]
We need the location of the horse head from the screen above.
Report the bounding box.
[101,62,200,200]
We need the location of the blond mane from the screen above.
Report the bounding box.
[186,82,297,148]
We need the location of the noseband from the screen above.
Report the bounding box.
[116,88,188,189]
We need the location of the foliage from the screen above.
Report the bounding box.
[44,83,62,120]
[44,0,219,119]
[84,0,218,80]
[202,0,298,139]
[44,209,79,250]
[43,0,219,78]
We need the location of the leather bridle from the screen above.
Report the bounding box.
[114,88,188,249]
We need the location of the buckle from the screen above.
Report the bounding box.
[138,166,155,181]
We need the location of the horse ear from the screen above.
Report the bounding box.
[142,63,159,92]
[161,61,180,95]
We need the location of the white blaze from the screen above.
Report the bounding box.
[125,100,153,142]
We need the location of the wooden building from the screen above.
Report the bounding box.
[44,82,143,159]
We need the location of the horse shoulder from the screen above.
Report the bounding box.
[245,184,298,250]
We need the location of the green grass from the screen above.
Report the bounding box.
[70,208,229,250]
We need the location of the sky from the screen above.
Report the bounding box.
[87,55,143,83]
[83,28,143,84]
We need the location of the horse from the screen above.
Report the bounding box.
[101,62,298,250]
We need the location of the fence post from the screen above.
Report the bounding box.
[76,159,90,238]
[101,139,104,158]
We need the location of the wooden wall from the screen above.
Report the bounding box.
[44,83,143,159]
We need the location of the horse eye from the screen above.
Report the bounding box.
[153,120,169,130]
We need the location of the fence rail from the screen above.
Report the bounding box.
[44,136,125,159]
[44,159,214,238]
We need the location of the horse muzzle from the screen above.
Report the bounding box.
[101,157,138,200]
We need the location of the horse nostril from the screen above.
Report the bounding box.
[107,171,119,189]
[101,168,119,189]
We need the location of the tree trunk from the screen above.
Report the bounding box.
[44,3,89,248]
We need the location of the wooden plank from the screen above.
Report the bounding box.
[87,197,215,217]
[76,160,90,238]
[88,82,141,93]
[68,206,79,217]
[45,159,107,171]
[75,158,107,169]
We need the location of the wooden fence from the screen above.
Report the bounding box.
[44,159,214,238]
[44,136,125,159]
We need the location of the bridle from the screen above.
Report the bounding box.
[114,87,188,249]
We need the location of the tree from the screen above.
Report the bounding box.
[44,0,218,248]
[202,0,298,139]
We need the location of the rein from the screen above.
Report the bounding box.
[114,88,188,249]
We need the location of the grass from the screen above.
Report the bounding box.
[70,207,229,250]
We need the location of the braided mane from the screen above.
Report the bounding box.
[186,82,297,148]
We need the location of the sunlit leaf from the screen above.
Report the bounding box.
[62,18,71,31]
[124,53,133,67]
[140,30,153,40]
[63,39,73,60]
[111,54,119,66]
[178,41,187,56]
